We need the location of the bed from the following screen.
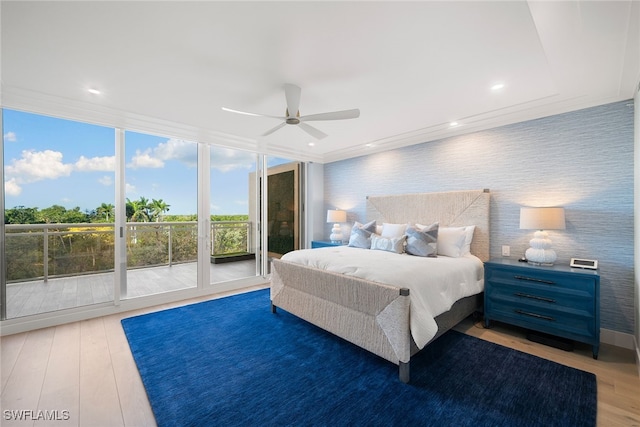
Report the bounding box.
[270,189,490,383]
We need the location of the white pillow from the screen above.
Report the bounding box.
[381,222,407,238]
[461,225,475,255]
[436,226,475,257]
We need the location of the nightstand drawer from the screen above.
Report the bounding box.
[486,281,596,312]
[488,300,598,341]
[486,268,596,294]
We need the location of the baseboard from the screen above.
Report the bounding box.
[600,328,635,350]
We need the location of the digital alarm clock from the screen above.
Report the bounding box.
[570,258,598,270]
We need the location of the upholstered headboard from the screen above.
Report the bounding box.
[366,189,491,262]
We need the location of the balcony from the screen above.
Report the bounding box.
[4,221,258,319]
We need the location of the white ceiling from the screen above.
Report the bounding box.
[2,1,639,163]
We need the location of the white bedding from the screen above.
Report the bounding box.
[281,246,484,349]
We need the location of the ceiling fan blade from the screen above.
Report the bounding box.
[300,109,360,122]
[298,122,328,140]
[222,107,283,120]
[284,84,301,118]
[262,122,287,136]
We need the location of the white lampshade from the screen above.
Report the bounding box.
[326,209,347,223]
[520,207,566,230]
[519,207,565,265]
[326,209,346,243]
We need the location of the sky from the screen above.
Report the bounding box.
[3,109,290,215]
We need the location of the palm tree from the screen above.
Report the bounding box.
[126,198,150,222]
[149,199,171,222]
[96,203,115,222]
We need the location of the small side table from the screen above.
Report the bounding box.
[311,240,345,249]
[484,259,600,359]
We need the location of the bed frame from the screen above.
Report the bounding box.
[270,189,490,383]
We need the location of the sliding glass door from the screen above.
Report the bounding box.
[209,147,260,284]
[2,110,116,318]
[122,131,198,299]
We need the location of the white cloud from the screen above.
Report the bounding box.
[75,155,115,171]
[3,131,17,142]
[123,138,253,173]
[4,178,22,196]
[210,147,255,172]
[98,175,113,186]
[126,138,198,170]
[128,149,165,169]
[155,138,198,167]
[5,149,73,183]
[4,150,121,196]
[125,183,136,194]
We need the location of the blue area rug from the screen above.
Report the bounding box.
[121,289,596,427]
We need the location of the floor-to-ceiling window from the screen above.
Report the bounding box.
[209,146,260,284]
[122,131,199,298]
[2,110,116,318]
[1,108,295,331]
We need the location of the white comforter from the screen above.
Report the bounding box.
[281,246,484,349]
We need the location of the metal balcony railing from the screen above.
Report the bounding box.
[4,221,252,283]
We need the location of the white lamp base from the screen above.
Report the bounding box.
[525,230,557,266]
[329,223,343,243]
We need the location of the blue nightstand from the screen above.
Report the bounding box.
[484,259,600,359]
[311,240,345,249]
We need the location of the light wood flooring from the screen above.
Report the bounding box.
[1,287,638,427]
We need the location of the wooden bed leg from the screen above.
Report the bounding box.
[271,303,277,314]
[399,361,410,384]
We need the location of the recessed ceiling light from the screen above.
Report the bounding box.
[491,83,505,91]
[308,142,315,147]
[449,121,459,127]
[365,143,374,148]
[88,88,101,95]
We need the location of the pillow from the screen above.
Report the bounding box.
[437,226,475,257]
[381,222,407,238]
[405,222,438,257]
[370,234,406,254]
[348,220,377,249]
[460,225,475,255]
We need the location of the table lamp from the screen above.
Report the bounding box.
[519,207,565,265]
[326,209,347,243]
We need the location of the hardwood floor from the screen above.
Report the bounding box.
[2,287,638,427]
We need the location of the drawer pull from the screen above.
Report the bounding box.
[514,309,555,321]
[514,292,556,303]
[513,275,555,285]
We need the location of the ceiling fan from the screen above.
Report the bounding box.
[222,84,360,140]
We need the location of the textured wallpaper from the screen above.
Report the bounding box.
[324,100,635,334]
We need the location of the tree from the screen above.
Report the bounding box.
[149,199,170,222]
[37,205,89,224]
[96,203,115,222]
[126,197,150,222]
[5,206,40,224]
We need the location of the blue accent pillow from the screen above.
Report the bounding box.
[371,234,406,254]
[348,220,377,249]
[405,222,439,257]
